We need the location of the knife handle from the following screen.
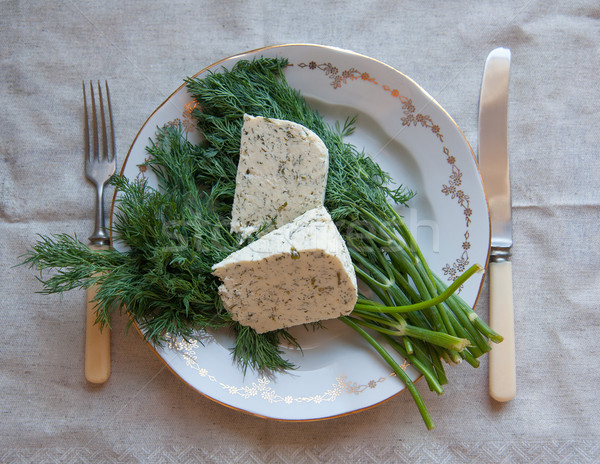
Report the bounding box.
[488,260,516,402]
[85,244,111,384]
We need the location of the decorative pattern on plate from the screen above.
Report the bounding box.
[297,62,378,88]
[342,358,408,394]
[295,60,472,281]
[439,147,472,282]
[166,101,198,133]
[136,155,151,180]
[391,88,444,142]
[168,334,407,405]
[441,147,472,228]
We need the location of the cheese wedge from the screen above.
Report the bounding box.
[230,114,329,239]
[213,206,357,333]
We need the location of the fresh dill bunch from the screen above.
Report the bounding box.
[22,233,126,297]
[232,325,300,374]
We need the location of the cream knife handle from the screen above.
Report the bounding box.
[488,260,516,401]
[85,244,111,384]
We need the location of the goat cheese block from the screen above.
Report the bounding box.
[213,206,357,334]
[230,114,329,239]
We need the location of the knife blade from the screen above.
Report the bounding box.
[478,47,516,402]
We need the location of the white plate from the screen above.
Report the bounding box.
[113,44,490,421]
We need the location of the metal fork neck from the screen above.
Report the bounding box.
[88,182,111,247]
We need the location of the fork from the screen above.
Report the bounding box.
[83,81,116,384]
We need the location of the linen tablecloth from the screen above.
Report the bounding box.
[2,1,599,462]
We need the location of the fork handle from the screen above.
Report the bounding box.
[85,244,111,384]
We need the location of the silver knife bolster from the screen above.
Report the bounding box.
[490,221,513,262]
[490,245,512,262]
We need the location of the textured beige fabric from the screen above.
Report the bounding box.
[2,1,599,462]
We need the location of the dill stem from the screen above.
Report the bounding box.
[447,298,491,354]
[340,316,435,430]
[444,304,485,358]
[387,261,421,303]
[383,240,447,332]
[352,309,398,326]
[433,275,503,345]
[389,206,437,289]
[461,349,481,368]
[351,311,469,352]
[403,337,414,355]
[350,316,404,337]
[355,264,483,314]
[351,224,393,247]
[408,338,448,386]
[429,345,450,382]
[383,335,444,395]
[351,251,395,290]
[402,325,470,352]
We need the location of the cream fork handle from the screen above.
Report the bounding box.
[85,244,111,384]
[488,260,516,401]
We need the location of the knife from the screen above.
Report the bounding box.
[478,47,516,402]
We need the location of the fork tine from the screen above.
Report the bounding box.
[83,79,116,245]
[90,81,99,161]
[97,81,108,160]
[105,81,116,161]
[82,82,90,161]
